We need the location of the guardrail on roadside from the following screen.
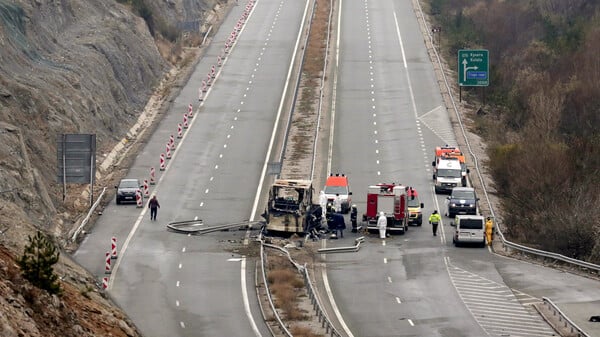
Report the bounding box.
[70,187,107,242]
[166,219,262,235]
[413,0,600,276]
[317,236,364,254]
[541,297,591,337]
[261,240,342,337]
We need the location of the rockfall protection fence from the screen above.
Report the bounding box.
[413,0,600,275]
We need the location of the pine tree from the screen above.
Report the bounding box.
[18,231,61,294]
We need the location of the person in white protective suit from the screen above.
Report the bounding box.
[333,193,342,213]
[319,190,328,224]
[377,211,387,239]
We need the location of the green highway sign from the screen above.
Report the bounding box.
[458,49,489,86]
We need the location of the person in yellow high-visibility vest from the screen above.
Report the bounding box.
[485,217,494,245]
[428,210,442,236]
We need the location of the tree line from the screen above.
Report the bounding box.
[428,0,600,262]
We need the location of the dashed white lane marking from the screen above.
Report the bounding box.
[178,263,182,269]
[396,297,401,304]
[180,322,185,329]
[383,257,388,264]
[387,276,392,283]
[181,247,186,253]
[176,281,180,287]
[407,319,414,326]
[176,300,180,307]
[200,202,204,207]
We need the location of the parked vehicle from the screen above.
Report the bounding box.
[432,158,463,194]
[451,214,486,247]
[263,179,314,234]
[433,145,469,188]
[407,187,424,226]
[323,173,352,213]
[363,183,409,234]
[115,178,141,205]
[446,187,478,218]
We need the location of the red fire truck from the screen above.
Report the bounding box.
[363,183,409,234]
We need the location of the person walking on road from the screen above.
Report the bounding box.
[429,210,441,236]
[377,211,387,239]
[148,195,160,221]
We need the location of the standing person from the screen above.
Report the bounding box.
[377,212,387,239]
[333,213,346,238]
[319,190,328,225]
[350,205,358,233]
[333,193,342,213]
[148,195,160,221]
[429,210,441,236]
[485,217,494,245]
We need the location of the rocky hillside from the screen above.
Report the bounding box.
[0,0,225,335]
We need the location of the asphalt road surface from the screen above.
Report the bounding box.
[74,0,309,335]
[320,0,600,336]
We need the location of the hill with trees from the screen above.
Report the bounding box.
[427,0,599,262]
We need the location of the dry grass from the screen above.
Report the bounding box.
[290,325,324,337]
[267,255,308,320]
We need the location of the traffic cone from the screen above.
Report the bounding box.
[135,190,143,208]
[177,124,183,138]
[149,167,156,185]
[143,179,150,197]
[166,143,172,159]
[111,237,118,259]
[159,153,166,171]
[105,252,111,274]
[188,104,194,119]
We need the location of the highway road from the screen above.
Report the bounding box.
[74,0,309,336]
[320,0,600,336]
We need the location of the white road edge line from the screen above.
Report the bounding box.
[241,257,262,336]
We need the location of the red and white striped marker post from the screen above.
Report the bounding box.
[149,167,156,185]
[135,189,143,208]
[210,65,216,78]
[166,143,172,159]
[160,153,166,170]
[105,252,111,274]
[102,277,109,289]
[206,73,212,87]
[201,80,207,92]
[188,103,194,119]
[169,134,176,149]
[217,55,222,67]
[143,179,150,197]
[183,113,189,129]
[177,124,183,138]
[198,88,204,101]
[111,237,118,259]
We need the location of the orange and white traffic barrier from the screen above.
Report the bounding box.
[135,189,143,208]
[159,153,166,171]
[169,134,175,149]
[105,252,111,274]
[143,179,150,197]
[177,124,183,138]
[149,167,156,185]
[166,143,172,159]
[111,237,118,259]
[102,277,109,289]
[183,113,189,129]
[188,103,194,119]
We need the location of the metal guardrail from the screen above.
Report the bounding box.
[261,240,342,337]
[70,187,107,242]
[413,0,600,274]
[541,297,591,337]
[317,236,365,254]
[166,220,262,234]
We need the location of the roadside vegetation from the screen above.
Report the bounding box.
[425,0,600,262]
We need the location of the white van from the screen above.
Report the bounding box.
[451,215,485,247]
[432,158,463,194]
